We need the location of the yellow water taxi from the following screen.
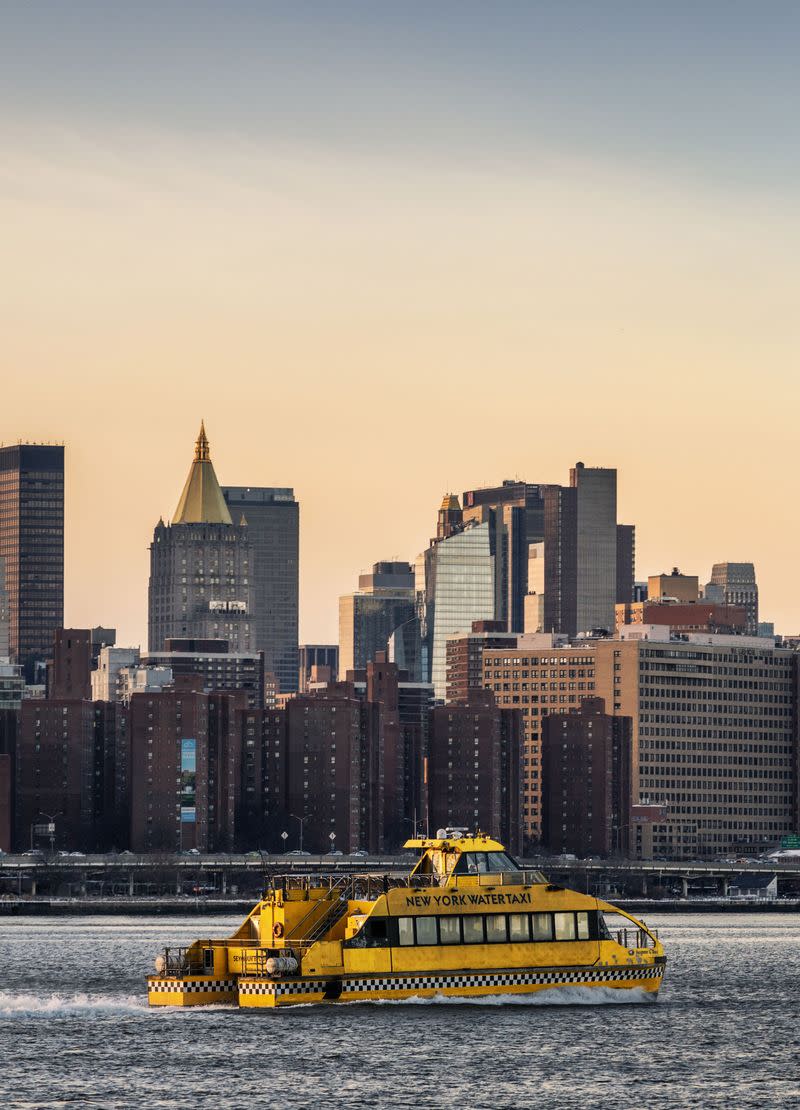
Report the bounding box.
[147,832,666,1008]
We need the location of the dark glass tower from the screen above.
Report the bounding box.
[222,487,299,693]
[0,445,64,682]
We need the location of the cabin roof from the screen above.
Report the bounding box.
[403,835,506,853]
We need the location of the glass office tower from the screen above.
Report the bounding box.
[0,445,64,681]
[418,518,496,701]
[222,486,299,692]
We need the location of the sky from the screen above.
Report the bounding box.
[2,2,800,646]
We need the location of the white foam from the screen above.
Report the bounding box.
[0,990,147,1017]
[362,986,656,1007]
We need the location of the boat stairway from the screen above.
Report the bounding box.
[286,895,352,949]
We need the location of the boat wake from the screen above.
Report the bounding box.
[0,990,148,1018]
[366,986,656,1008]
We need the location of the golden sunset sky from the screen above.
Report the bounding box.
[2,4,799,645]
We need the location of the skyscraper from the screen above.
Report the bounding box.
[616,524,636,605]
[298,644,339,692]
[339,561,415,676]
[222,486,299,693]
[0,557,9,659]
[707,562,759,635]
[571,463,617,634]
[0,444,64,682]
[148,425,255,654]
[462,481,545,632]
[465,469,627,639]
[416,496,497,701]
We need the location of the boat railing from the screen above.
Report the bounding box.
[262,869,546,895]
[614,927,660,951]
[160,946,203,975]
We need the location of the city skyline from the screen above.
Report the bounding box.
[0,426,785,649]
[3,3,799,646]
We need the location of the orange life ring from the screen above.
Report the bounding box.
[273,922,284,938]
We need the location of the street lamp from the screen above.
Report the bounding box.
[31,811,62,854]
[289,813,307,853]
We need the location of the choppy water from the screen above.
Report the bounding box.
[2,913,799,1109]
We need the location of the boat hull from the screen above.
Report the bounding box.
[149,961,664,1008]
[147,976,238,1006]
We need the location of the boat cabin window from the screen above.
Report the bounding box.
[508,913,530,942]
[439,916,461,945]
[532,913,553,941]
[462,915,485,943]
[554,912,577,941]
[364,918,388,946]
[415,916,438,946]
[453,852,520,875]
[485,915,508,943]
[344,916,391,949]
[392,910,600,947]
[398,917,415,946]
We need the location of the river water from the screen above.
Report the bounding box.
[2,912,798,1109]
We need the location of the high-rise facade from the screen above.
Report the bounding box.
[0,444,64,681]
[541,698,632,857]
[236,705,287,849]
[284,683,384,853]
[542,484,578,635]
[298,644,339,692]
[0,556,9,658]
[571,463,618,635]
[428,690,523,855]
[464,471,630,640]
[92,646,141,702]
[616,524,636,605]
[707,562,759,635]
[222,486,299,693]
[126,682,242,852]
[445,622,518,704]
[346,653,435,849]
[481,631,798,856]
[149,426,255,655]
[144,638,264,710]
[416,501,497,701]
[339,561,415,676]
[51,628,92,701]
[462,481,545,633]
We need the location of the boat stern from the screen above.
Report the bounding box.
[147,974,238,1007]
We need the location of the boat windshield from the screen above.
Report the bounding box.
[453,851,520,875]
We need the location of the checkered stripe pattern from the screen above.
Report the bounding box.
[148,979,236,994]
[341,965,663,994]
[239,980,322,996]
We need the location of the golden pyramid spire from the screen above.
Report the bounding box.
[195,420,210,462]
[172,422,233,526]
